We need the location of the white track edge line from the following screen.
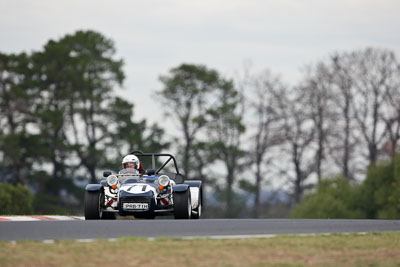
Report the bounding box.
[6,232,370,244]
[76,239,94,243]
[0,216,85,221]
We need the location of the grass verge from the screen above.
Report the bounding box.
[0,232,399,266]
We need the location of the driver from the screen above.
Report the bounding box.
[120,154,141,174]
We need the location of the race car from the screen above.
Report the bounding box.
[84,151,202,220]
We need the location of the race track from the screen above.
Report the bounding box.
[1,219,400,241]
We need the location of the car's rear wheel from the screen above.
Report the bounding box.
[173,190,191,219]
[84,190,104,220]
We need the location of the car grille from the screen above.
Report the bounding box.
[121,196,151,205]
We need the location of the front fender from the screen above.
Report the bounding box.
[173,184,189,193]
[185,181,202,210]
[85,184,103,192]
[185,180,202,188]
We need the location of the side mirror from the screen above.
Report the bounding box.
[103,171,112,178]
[145,169,155,175]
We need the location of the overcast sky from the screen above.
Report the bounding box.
[1,0,400,125]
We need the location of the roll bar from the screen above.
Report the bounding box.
[129,150,180,175]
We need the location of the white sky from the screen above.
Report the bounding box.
[1,0,400,127]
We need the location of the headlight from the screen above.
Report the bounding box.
[158,175,170,187]
[106,175,119,187]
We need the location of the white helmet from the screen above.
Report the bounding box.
[122,155,140,169]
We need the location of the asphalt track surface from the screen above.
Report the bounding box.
[1,219,400,241]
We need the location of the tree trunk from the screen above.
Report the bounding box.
[183,141,191,179]
[369,143,377,165]
[316,130,323,182]
[89,165,97,184]
[343,103,351,179]
[225,168,235,218]
[254,158,262,218]
[293,144,303,204]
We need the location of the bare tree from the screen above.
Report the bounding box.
[205,81,246,217]
[274,86,315,204]
[246,70,285,217]
[300,63,336,182]
[347,48,398,164]
[328,53,359,179]
[380,53,400,158]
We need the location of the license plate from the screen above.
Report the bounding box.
[123,203,149,210]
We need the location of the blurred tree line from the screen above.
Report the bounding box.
[0,30,168,214]
[158,48,400,219]
[1,29,400,218]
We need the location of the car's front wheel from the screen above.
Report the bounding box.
[84,190,104,220]
[173,190,191,219]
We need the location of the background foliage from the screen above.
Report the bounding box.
[0,183,34,215]
[1,30,400,219]
[292,156,400,219]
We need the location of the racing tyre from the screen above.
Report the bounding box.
[173,190,192,219]
[84,190,104,220]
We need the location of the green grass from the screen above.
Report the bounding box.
[1,232,400,266]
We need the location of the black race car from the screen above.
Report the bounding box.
[84,151,202,220]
